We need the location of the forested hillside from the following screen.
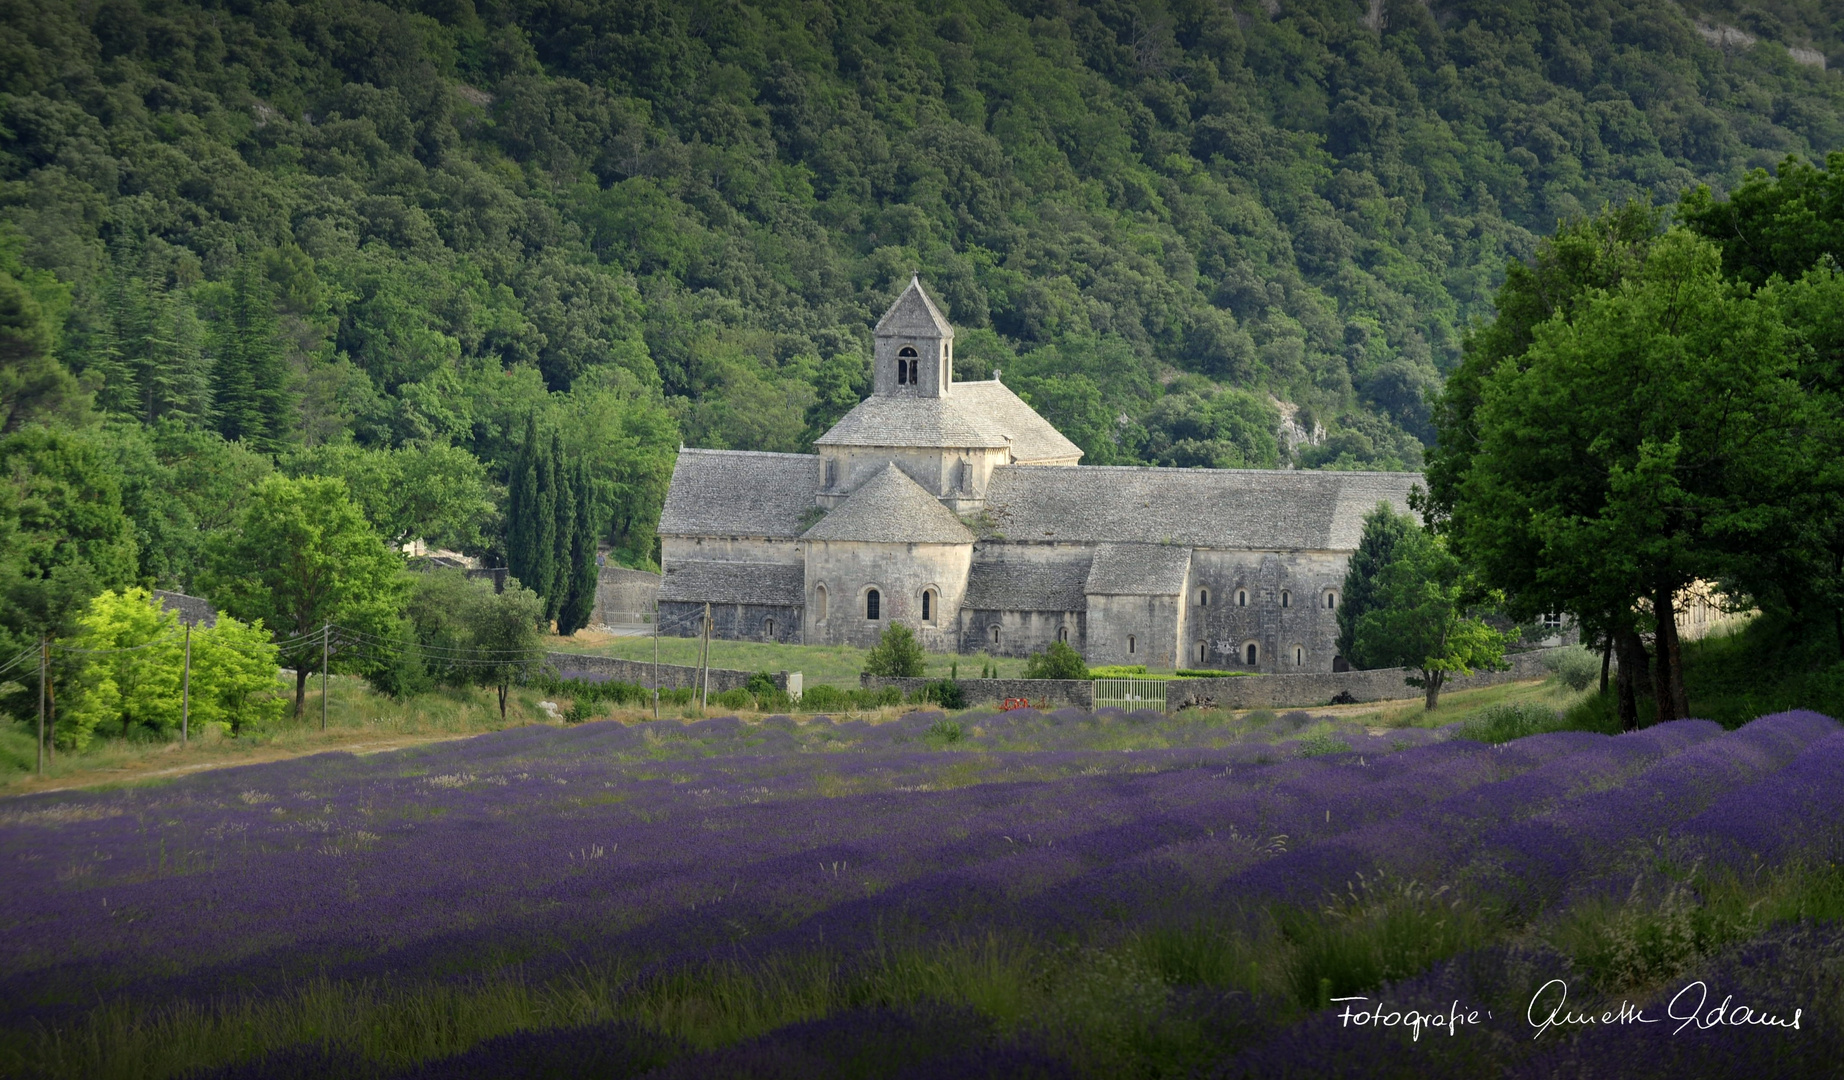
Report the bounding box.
[4,0,1842,576]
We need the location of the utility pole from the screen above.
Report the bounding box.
[321,622,330,731]
[652,601,660,720]
[181,621,192,745]
[37,637,46,776]
[700,601,712,714]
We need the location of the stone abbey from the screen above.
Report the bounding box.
[656,278,1419,671]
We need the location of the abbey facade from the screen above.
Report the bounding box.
[656,278,1421,672]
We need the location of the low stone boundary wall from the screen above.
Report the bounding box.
[859,676,1094,708]
[547,652,800,697]
[1166,649,1556,711]
[863,649,1560,712]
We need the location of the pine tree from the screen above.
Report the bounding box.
[211,264,295,452]
[546,432,573,623]
[557,461,600,636]
[143,288,210,426]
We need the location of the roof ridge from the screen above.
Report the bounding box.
[994,463,1425,478]
[676,447,818,460]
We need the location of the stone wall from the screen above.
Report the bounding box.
[591,566,661,626]
[546,652,800,696]
[659,601,803,644]
[863,648,1559,712]
[1165,649,1556,710]
[859,675,1094,708]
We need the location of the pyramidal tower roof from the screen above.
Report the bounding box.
[802,463,974,544]
[875,274,954,338]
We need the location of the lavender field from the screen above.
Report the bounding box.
[4,707,1843,1078]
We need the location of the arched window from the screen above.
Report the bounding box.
[1128,635,1136,655]
[866,588,881,620]
[764,617,776,638]
[897,345,918,385]
[1196,641,1207,663]
[824,460,837,488]
[814,584,828,621]
[1236,589,1248,607]
[1198,588,1209,607]
[991,625,1001,645]
[921,588,935,623]
[1245,642,1259,665]
[1058,626,1069,643]
[1294,645,1304,666]
[1325,590,1338,610]
[1280,590,1290,609]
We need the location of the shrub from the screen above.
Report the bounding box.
[799,684,902,711]
[1458,701,1563,743]
[1088,665,1148,677]
[1295,732,1353,756]
[927,719,963,743]
[1542,645,1601,692]
[712,687,753,710]
[1023,640,1087,680]
[1175,669,1249,678]
[910,679,966,709]
[800,684,849,711]
[863,624,926,678]
[563,698,599,724]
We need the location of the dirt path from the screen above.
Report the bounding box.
[4,730,491,799]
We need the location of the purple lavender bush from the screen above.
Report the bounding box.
[3,707,1840,1078]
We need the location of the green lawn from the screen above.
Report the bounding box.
[547,631,1044,688]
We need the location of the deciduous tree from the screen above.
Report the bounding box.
[203,475,405,718]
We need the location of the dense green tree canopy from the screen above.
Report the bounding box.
[201,475,407,717]
[3,0,1841,529]
[1350,523,1511,710]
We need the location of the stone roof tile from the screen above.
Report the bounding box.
[875,276,955,338]
[1085,543,1192,595]
[658,561,805,606]
[982,466,1420,551]
[658,449,816,538]
[812,395,1010,449]
[802,463,974,544]
[949,381,1083,463]
[961,556,1091,611]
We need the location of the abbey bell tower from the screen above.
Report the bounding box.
[872,274,954,397]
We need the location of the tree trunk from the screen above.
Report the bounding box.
[1652,586,1689,723]
[1599,636,1611,695]
[1423,671,1443,711]
[295,666,309,719]
[1834,606,1843,664]
[498,680,508,720]
[1616,629,1646,731]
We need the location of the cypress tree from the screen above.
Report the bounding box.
[506,415,541,590]
[558,461,600,636]
[1337,502,1417,666]
[530,430,557,621]
[546,432,573,622]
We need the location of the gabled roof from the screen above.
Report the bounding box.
[949,380,1083,463]
[1086,543,1192,595]
[802,463,974,544]
[658,449,816,538]
[812,379,1082,464]
[660,560,805,606]
[875,276,954,338]
[980,466,1421,552]
[962,556,1091,611]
